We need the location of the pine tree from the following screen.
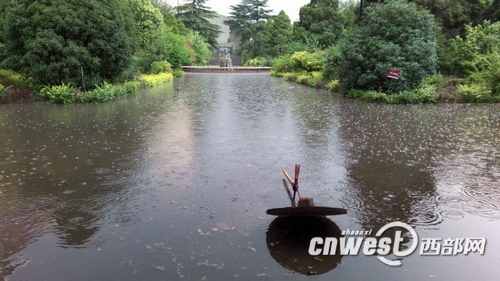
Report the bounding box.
[175,0,222,50]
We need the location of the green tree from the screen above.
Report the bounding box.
[294,0,346,48]
[338,0,438,93]
[448,21,500,77]
[225,0,273,59]
[175,0,222,50]
[1,0,134,87]
[263,10,293,57]
[149,0,174,19]
[126,0,168,73]
[411,0,495,38]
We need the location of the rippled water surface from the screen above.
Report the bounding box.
[1,74,499,280]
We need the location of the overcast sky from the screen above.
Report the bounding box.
[167,0,311,22]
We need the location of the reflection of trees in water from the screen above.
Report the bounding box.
[0,96,175,270]
[336,104,438,232]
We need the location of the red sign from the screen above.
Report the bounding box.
[387,68,400,79]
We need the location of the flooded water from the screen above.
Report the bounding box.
[1,73,499,280]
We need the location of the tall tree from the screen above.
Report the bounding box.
[225,0,273,58]
[263,10,292,57]
[175,0,222,50]
[410,0,496,38]
[294,0,346,48]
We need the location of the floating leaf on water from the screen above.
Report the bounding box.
[152,265,165,271]
[215,222,231,231]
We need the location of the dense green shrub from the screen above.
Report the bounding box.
[289,51,325,72]
[307,71,323,87]
[75,81,141,103]
[345,85,439,104]
[243,57,272,67]
[150,61,173,74]
[322,45,342,80]
[457,84,492,102]
[1,0,134,88]
[173,70,185,77]
[163,29,192,69]
[139,72,174,87]
[448,21,500,78]
[189,32,212,66]
[326,80,340,93]
[338,0,438,94]
[38,83,75,104]
[271,55,293,73]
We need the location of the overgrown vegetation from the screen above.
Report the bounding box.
[1,0,500,104]
[268,0,500,103]
[0,0,214,104]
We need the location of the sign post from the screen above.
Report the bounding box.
[387,68,400,79]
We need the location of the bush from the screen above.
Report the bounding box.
[345,84,439,104]
[387,86,439,104]
[296,73,310,84]
[338,0,438,94]
[457,83,497,102]
[150,61,173,74]
[282,72,299,81]
[75,81,141,103]
[307,71,323,87]
[448,21,500,78]
[38,83,75,104]
[323,45,342,80]
[326,80,340,93]
[1,0,133,87]
[243,57,271,67]
[290,51,325,72]
[271,55,292,73]
[173,70,185,77]
[0,69,33,89]
[423,74,451,88]
[139,72,174,87]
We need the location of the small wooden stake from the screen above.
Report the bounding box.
[282,169,295,189]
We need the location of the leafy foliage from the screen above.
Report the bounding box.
[175,0,222,50]
[263,10,293,57]
[226,0,273,59]
[138,72,174,87]
[1,0,134,88]
[322,45,342,80]
[38,83,75,104]
[338,0,438,93]
[294,0,346,48]
[411,0,495,38]
[448,21,500,77]
[150,61,173,74]
[290,51,325,72]
[243,57,272,66]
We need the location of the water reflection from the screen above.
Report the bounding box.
[266,216,343,275]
